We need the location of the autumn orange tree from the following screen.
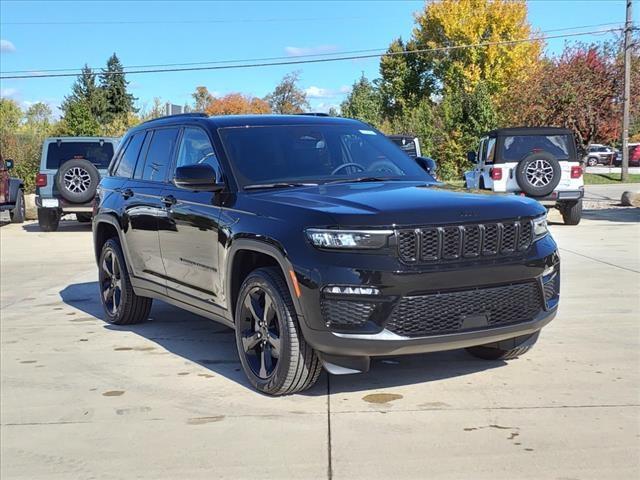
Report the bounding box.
[204,93,271,115]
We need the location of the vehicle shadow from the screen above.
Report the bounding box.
[60,281,505,396]
[22,221,93,233]
[582,207,640,223]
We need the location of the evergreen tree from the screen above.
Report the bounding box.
[60,64,105,134]
[100,53,137,122]
[340,74,383,127]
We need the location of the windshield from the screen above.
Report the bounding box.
[501,135,572,162]
[218,125,432,188]
[46,141,115,170]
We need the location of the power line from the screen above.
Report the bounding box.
[0,22,626,75]
[0,27,624,80]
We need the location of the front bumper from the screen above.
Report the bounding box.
[291,235,560,372]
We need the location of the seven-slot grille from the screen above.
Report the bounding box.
[396,220,533,263]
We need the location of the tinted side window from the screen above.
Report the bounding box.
[141,128,179,182]
[114,132,145,178]
[175,128,218,171]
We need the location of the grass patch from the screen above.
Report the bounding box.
[584,173,640,184]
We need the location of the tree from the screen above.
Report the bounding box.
[379,38,433,118]
[61,64,105,121]
[0,98,21,140]
[265,71,309,114]
[100,53,137,123]
[503,42,628,150]
[340,74,382,127]
[24,102,53,133]
[412,0,541,96]
[140,97,165,121]
[57,101,100,136]
[205,93,271,115]
[192,86,214,112]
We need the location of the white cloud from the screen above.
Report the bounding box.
[0,88,18,98]
[312,102,340,114]
[1,39,16,53]
[285,45,338,57]
[305,85,352,99]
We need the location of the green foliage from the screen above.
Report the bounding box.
[265,71,309,114]
[57,101,100,136]
[340,74,383,127]
[0,98,22,136]
[101,53,137,123]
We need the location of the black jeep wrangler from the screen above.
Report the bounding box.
[93,114,560,395]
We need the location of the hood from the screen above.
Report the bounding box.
[249,181,545,227]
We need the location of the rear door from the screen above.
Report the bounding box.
[121,127,179,289]
[158,126,224,305]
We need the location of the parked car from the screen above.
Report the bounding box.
[35,136,119,231]
[93,113,559,395]
[387,134,422,158]
[464,127,584,225]
[0,154,26,223]
[613,143,640,167]
[584,144,616,166]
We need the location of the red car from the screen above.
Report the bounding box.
[614,144,640,167]
[0,154,26,223]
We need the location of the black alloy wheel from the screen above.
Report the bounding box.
[238,286,282,379]
[100,247,123,317]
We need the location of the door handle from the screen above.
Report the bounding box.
[161,195,176,207]
[121,188,134,199]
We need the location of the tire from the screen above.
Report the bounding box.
[98,238,152,325]
[560,199,582,225]
[37,207,60,232]
[587,157,599,167]
[9,189,25,223]
[76,213,92,223]
[515,152,562,197]
[466,332,539,360]
[55,158,100,204]
[466,344,534,360]
[234,267,322,395]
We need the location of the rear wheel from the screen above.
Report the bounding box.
[587,157,599,167]
[37,207,60,232]
[98,238,152,325]
[559,199,582,225]
[10,190,25,223]
[234,267,322,395]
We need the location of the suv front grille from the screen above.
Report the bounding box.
[385,282,543,338]
[396,220,533,264]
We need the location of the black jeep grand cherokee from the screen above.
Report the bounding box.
[93,113,559,395]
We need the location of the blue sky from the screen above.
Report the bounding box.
[0,0,636,117]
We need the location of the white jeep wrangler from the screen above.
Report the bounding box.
[464,127,584,225]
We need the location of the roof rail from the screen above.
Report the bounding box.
[140,112,208,125]
[294,112,330,117]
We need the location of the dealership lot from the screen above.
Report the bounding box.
[1,200,639,479]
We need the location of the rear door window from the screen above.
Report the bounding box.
[501,135,571,162]
[139,128,179,182]
[114,132,146,178]
[46,141,115,170]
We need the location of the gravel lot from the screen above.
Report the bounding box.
[1,188,639,479]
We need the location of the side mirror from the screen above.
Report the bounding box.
[466,151,477,163]
[174,164,224,192]
[415,156,438,176]
[5,159,14,170]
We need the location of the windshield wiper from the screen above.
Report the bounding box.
[244,182,318,190]
[325,176,392,184]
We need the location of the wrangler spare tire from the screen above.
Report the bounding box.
[515,152,561,197]
[55,158,100,204]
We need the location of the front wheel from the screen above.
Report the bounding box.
[234,267,322,395]
[559,199,582,225]
[10,190,25,223]
[98,238,152,325]
[587,157,598,167]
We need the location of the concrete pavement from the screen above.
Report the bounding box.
[1,206,639,479]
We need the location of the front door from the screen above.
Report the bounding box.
[158,126,223,305]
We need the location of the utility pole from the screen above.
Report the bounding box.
[621,0,632,182]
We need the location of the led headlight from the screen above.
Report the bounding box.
[306,229,392,249]
[533,213,549,240]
